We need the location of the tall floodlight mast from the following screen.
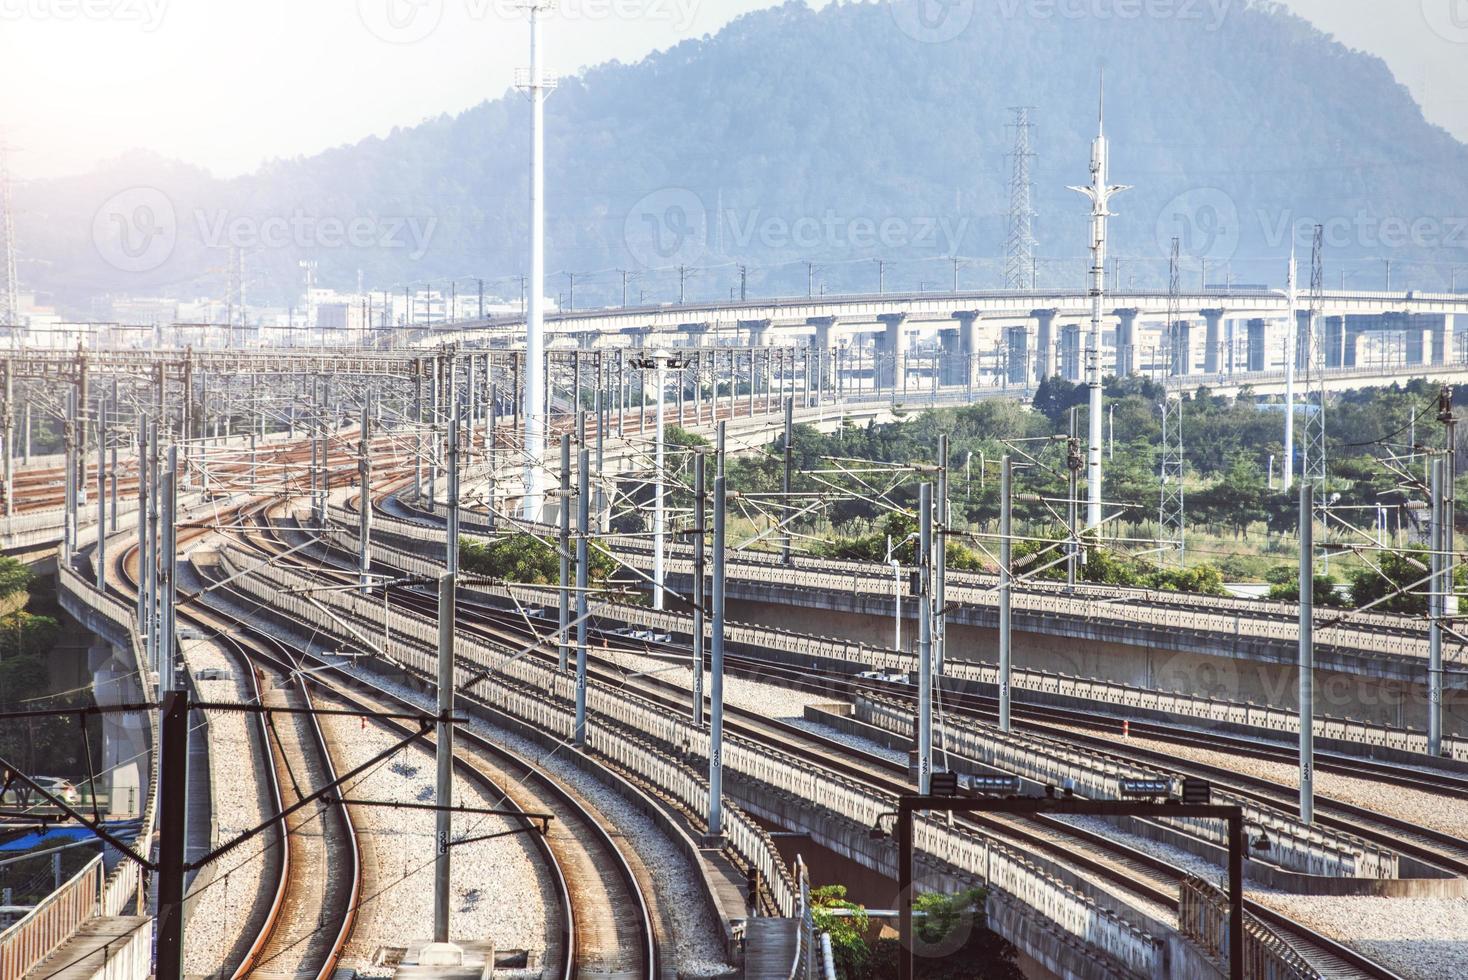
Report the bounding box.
[1067,76,1131,530]
[1282,245,1297,492]
[0,140,20,343]
[518,1,558,519]
[1004,107,1038,291]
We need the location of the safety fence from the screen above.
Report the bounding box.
[1178,876,1322,980]
[0,855,102,978]
[320,511,1468,763]
[854,695,1397,881]
[220,546,1169,978]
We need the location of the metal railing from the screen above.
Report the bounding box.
[1179,875,1322,980]
[0,854,103,978]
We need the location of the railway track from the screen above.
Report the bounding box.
[115,516,363,978]
[246,503,1401,980]
[194,497,659,976]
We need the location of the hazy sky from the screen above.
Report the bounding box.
[3,0,1466,180]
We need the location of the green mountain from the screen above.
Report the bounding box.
[19,0,1468,315]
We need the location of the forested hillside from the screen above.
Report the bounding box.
[20,0,1468,313]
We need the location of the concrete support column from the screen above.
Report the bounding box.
[951,311,981,389]
[1031,308,1058,378]
[621,325,653,348]
[808,316,838,394]
[1113,308,1139,377]
[938,328,964,386]
[678,321,712,348]
[877,313,908,391]
[1058,325,1082,381]
[1324,316,1346,368]
[576,331,598,350]
[1428,314,1456,365]
[1201,308,1226,374]
[1005,326,1030,386]
[1246,319,1267,372]
[1407,324,1426,365]
[1170,320,1193,376]
[740,318,773,347]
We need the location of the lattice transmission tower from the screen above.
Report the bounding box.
[1159,237,1185,559]
[224,246,245,334]
[1302,224,1327,495]
[1003,107,1037,290]
[0,140,19,338]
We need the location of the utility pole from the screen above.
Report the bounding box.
[934,433,948,675]
[565,271,576,312]
[781,397,793,565]
[1068,77,1129,531]
[1004,107,1038,291]
[1299,481,1314,824]
[738,264,747,302]
[575,442,590,734]
[916,483,933,793]
[434,398,460,943]
[559,435,571,671]
[707,465,727,839]
[1433,387,1456,755]
[518,1,556,520]
[876,259,885,295]
[999,455,1013,732]
[652,355,667,609]
[155,690,188,978]
[693,448,706,726]
[359,399,372,592]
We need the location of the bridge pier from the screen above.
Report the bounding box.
[1004,326,1030,387]
[621,324,653,348]
[1031,308,1057,378]
[876,313,907,392]
[740,318,773,347]
[678,321,712,347]
[951,311,982,390]
[1201,308,1225,374]
[1246,319,1267,372]
[1295,310,1312,370]
[1170,320,1193,376]
[808,316,838,398]
[1058,324,1082,382]
[1431,314,1458,365]
[1113,308,1138,376]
